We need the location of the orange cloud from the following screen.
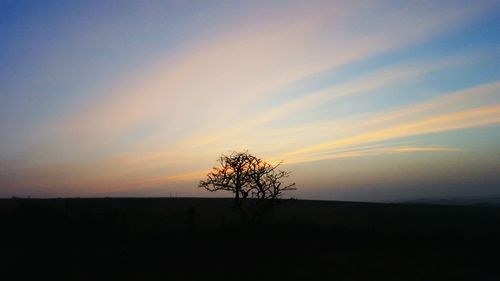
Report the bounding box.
[281,105,500,164]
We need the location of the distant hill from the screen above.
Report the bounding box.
[402,196,500,207]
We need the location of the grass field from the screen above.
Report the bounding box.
[1,198,499,280]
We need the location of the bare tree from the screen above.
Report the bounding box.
[199,151,296,223]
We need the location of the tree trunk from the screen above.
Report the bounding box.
[234,196,247,224]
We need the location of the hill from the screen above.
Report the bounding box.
[1,198,499,280]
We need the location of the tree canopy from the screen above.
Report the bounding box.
[199,151,296,222]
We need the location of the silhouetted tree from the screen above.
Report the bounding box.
[199,151,296,223]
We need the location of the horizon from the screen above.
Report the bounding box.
[3,195,500,206]
[1,1,500,202]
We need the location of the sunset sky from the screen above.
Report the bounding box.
[1,1,499,201]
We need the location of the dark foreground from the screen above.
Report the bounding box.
[1,198,499,281]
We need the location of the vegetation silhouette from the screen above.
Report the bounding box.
[199,151,296,223]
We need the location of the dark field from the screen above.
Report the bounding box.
[1,198,499,280]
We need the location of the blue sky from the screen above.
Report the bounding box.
[0,1,499,201]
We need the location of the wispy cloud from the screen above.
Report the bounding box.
[277,82,500,164]
[282,145,462,164]
[177,54,477,151]
[38,1,487,161]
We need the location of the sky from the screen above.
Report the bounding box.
[1,1,499,201]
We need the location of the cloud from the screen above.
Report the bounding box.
[169,53,493,163]
[36,1,486,161]
[391,146,462,153]
[277,82,500,164]
[282,145,462,164]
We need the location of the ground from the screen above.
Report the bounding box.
[1,198,499,280]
